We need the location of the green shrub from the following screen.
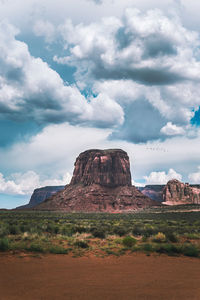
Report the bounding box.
[61,227,74,236]
[28,242,45,253]
[9,225,20,235]
[49,246,68,254]
[74,226,87,234]
[143,226,156,237]
[184,233,200,240]
[113,226,128,237]
[91,228,106,239]
[0,238,9,251]
[165,232,179,243]
[74,240,89,249]
[46,223,59,234]
[181,244,199,257]
[155,243,181,255]
[122,236,137,248]
[0,226,9,237]
[132,225,145,236]
[142,243,154,252]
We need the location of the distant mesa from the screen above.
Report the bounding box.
[16,186,65,210]
[163,179,200,205]
[140,179,200,205]
[139,185,164,202]
[32,149,157,212]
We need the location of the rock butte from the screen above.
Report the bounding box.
[163,179,200,205]
[34,149,157,212]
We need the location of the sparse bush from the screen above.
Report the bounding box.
[91,228,106,239]
[165,232,179,243]
[74,226,87,234]
[28,242,45,253]
[155,243,181,255]
[132,225,144,236]
[74,240,89,249]
[49,246,68,254]
[9,225,20,235]
[61,226,74,236]
[142,243,154,252]
[122,236,136,248]
[153,232,166,243]
[0,238,9,251]
[181,244,199,257]
[184,233,200,240]
[143,226,155,237]
[113,226,128,237]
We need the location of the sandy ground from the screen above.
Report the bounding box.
[0,253,200,300]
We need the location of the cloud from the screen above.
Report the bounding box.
[33,20,56,43]
[144,168,182,184]
[1,9,200,145]
[50,9,200,142]
[87,0,103,4]
[0,170,71,195]
[188,167,200,183]
[57,9,200,86]
[0,123,113,175]
[110,99,167,143]
[0,20,124,130]
[160,122,185,136]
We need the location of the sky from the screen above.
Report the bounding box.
[1,0,200,208]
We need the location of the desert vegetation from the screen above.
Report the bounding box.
[1,207,200,257]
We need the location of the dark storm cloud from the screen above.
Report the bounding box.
[93,65,185,85]
[143,34,177,58]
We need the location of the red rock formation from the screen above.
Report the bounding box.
[35,149,157,212]
[163,179,200,205]
[70,149,131,187]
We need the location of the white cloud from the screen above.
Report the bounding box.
[1,121,200,198]
[160,122,185,136]
[188,167,200,183]
[132,179,144,187]
[144,168,182,184]
[0,170,71,195]
[33,20,56,43]
[0,123,113,175]
[57,8,200,85]
[51,9,200,142]
[0,20,123,128]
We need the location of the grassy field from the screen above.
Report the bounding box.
[1,206,200,257]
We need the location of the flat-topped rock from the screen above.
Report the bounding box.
[70,149,131,187]
[34,148,158,212]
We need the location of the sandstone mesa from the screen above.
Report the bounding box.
[34,149,156,212]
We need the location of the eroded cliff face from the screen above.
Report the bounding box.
[35,149,157,212]
[163,179,200,205]
[70,149,131,187]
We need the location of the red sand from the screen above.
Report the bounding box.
[1,253,200,300]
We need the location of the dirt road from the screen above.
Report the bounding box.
[0,253,200,300]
